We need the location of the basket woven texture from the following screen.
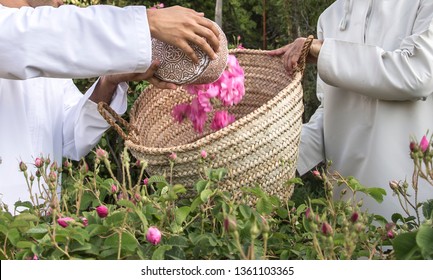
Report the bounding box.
[99,36,313,204]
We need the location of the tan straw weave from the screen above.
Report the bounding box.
[98,36,314,204]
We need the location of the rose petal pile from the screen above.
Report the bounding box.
[172,54,245,133]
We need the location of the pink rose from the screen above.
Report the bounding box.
[34,157,43,168]
[169,152,177,161]
[420,135,429,152]
[210,111,235,131]
[57,217,74,228]
[146,226,162,245]
[80,217,88,227]
[189,98,207,133]
[96,205,108,218]
[321,222,333,236]
[111,184,118,193]
[95,147,108,159]
[172,103,190,124]
[200,150,207,159]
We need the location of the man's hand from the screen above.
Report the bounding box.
[147,5,220,63]
[267,38,323,75]
[90,60,176,104]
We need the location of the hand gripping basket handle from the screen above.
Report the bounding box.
[97,102,135,141]
[294,35,315,75]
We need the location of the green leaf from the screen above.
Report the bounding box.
[416,225,433,259]
[276,207,288,219]
[195,180,209,193]
[257,197,273,214]
[347,177,364,192]
[9,219,30,229]
[16,241,34,249]
[7,228,20,246]
[242,187,266,198]
[172,184,187,194]
[175,206,191,225]
[80,192,95,210]
[310,198,327,206]
[134,208,149,228]
[391,213,405,224]
[87,224,110,237]
[239,205,252,219]
[152,245,172,260]
[392,231,422,260]
[104,231,137,253]
[422,199,433,219]
[121,232,138,252]
[166,236,189,248]
[26,224,48,234]
[148,175,168,185]
[106,211,127,227]
[285,177,304,186]
[190,197,203,212]
[200,189,213,202]
[13,201,33,210]
[117,199,136,209]
[70,228,90,245]
[14,213,39,222]
[296,204,308,216]
[69,243,93,253]
[215,168,227,181]
[364,187,387,203]
[165,246,186,260]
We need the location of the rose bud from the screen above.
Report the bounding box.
[420,135,430,153]
[95,147,108,160]
[224,216,237,233]
[80,217,88,227]
[111,184,118,193]
[34,157,43,168]
[96,205,108,218]
[200,150,207,159]
[146,226,162,245]
[19,161,27,172]
[57,217,74,228]
[321,222,333,236]
[350,212,359,223]
[169,152,177,161]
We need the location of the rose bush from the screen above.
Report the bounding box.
[0,135,432,260]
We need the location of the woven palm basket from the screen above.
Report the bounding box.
[99,36,314,204]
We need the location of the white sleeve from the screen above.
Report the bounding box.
[0,4,151,79]
[296,80,325,176]
[317,3,433,101]
[296,15,326,176]
[62,79,128,161]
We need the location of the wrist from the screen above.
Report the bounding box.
[309,39,323,58]
[101,75,120,88]
[146,8,157,37]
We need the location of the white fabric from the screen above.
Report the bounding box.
[0,4,152,79]
[0,78,128,210]
[0,4,152,210]
[297,0,433,219]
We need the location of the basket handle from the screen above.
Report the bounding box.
[97,101,135,141]
[294,35,315,75]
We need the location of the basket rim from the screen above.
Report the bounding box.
[127,48,304,154]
